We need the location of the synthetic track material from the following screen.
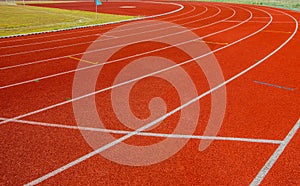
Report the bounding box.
[0,1,299,185]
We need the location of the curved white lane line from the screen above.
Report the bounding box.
[0,5,238,89]
[24,5,298,185]
[0,5,200,49]
[0,1,184,39]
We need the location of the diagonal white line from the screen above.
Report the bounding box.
[0,117,282,144]
[250,119,300,186]
[253,80,295,91]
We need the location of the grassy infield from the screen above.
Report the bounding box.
[0,2,136,37]
[0,0,299,37]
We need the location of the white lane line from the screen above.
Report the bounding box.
[253,16,270,19]
[119,6,136,9]
[254,80,295,91]
[0,117,283,144]
[0,6,219,57]
[0,6,260,125]
[250,119,300,186]
[0,6,248,90]
[24,7,298,185]
[0,5,200,50]
[98,34,118,39]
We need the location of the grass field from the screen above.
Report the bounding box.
[0,5,137,37]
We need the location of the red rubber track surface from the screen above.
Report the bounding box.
[0,1,299,185]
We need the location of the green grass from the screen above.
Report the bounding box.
[0,5,137,37]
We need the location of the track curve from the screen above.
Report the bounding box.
[0,1,299,185]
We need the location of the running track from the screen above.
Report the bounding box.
[0,1,299,185]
